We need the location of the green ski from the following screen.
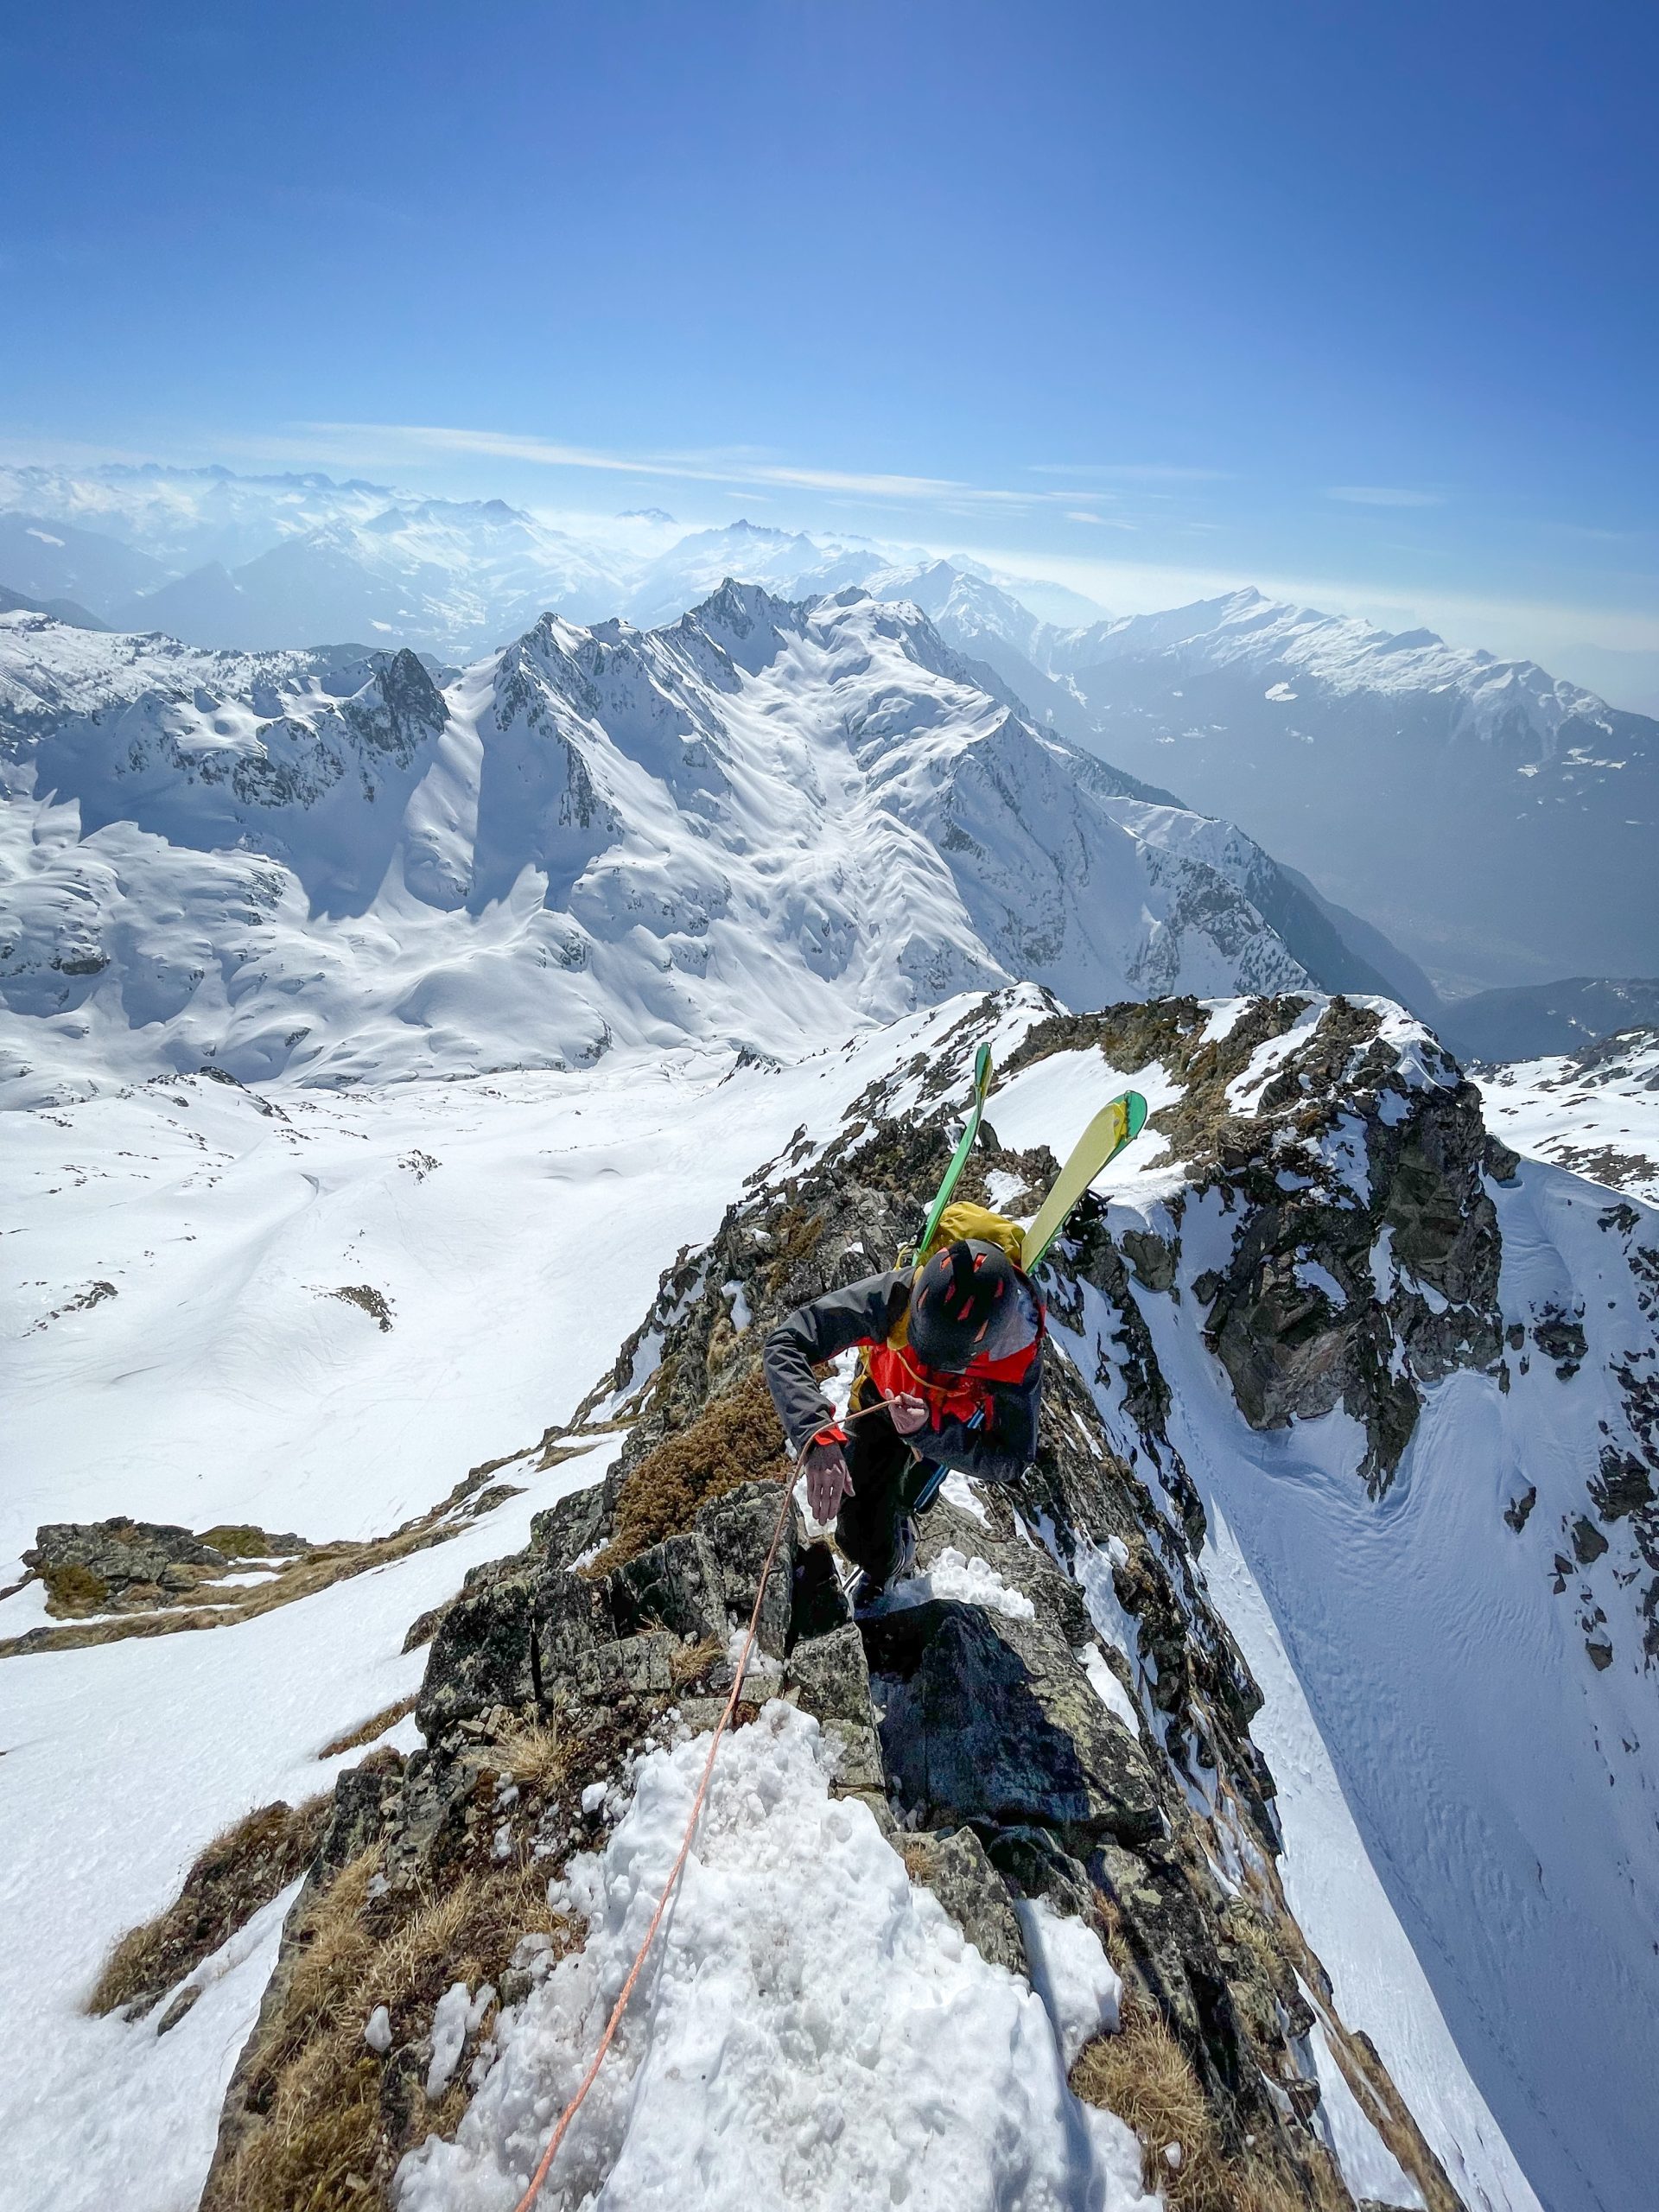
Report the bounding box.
[1021,1090,1148,1268]
[910,1043,995,1262]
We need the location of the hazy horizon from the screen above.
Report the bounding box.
[3,1,1655,698]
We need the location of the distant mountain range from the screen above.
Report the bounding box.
[3,461,1653,1007]
[1437,976,1659,1064]
[0,584,1412,1107]
[0,582,106,630]
[1019,589,1659,989]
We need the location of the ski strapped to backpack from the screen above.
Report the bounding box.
[906,1041,994,1266]
[1020,1088,1148,1268]
[906,1044,1149,1276]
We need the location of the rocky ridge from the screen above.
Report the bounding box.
[197,995,1500,2211]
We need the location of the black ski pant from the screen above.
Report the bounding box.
[836,1398,938,1586]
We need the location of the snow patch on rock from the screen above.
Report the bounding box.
[394,1703,1154,2212]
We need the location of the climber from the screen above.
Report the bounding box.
[762,1238,1045,1607]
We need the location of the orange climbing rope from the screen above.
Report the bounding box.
[509,1410,878,2212]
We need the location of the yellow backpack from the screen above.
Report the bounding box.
[919,1200,1026,1266]
[881,1201,1028,1357]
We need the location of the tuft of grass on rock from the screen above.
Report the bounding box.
[590,1366,791,1572]
[88,1796,331,2020]
[316,1697,418,1761]
[490,1715,569,1796]
[199,1524,304,1560]
[671,1634,727,1688]
[1072,2000,1348,2212]
[39,1561,111,1614]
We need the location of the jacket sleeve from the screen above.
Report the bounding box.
[763,1272,910,1454]
[925,1351,1044,1484]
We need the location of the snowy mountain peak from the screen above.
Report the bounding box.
[1039,585,1659,979]
[0,588,1351,1104]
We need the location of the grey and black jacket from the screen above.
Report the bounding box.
[762,1268,1044,1486]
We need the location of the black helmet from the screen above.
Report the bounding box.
[908,1240,1034,1371]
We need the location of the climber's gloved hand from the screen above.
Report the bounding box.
[804,1436,853,1524]
[884,1389,929,1438]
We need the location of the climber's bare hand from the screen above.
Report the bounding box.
[804,1440,853,1524]
[886,1390,929,1437]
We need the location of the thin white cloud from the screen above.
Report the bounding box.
[298,421,1116,512]
[292,423,1173,516]
[1029,462,1231,482]
[288,422,934,497]
[1326,486,1446,508]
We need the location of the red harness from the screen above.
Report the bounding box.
[864,1321,1043,1435]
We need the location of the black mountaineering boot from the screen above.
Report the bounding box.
[849,1515,918,1613]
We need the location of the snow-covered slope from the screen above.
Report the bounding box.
[981,994,1659,2212]
[859,558,1112,757]
[1479,1026,1659,1205]
[1,990,1543,2212]
[0,588,1354,1108]
[1040,588,1659,986]
[868,558,1058,669]
[16,988,1649,2210]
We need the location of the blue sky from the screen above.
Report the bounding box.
[3,0,1655,666]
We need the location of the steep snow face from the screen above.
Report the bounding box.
[1479,1026,1659,1205]
[988,995,1659,2212]
[0,589,1318,1106]
[1040,588,1659,985]
[867,559,1058,669]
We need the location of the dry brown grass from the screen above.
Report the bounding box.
[671,1634,726,1688]
[316,1697,418,1761]
[208,1849,572,2212]
[89,1796,331,2019]
[763,1203,824,1294]
[590,1367,791,1572]
[199,1524,303,1559]
[1071,2001,1347,2212]
[1220,1894,1289,1989]
[38,1561,111,1613]
[490,1715,569,1796]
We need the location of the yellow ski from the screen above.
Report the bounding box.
[1021,1090,1148,1268]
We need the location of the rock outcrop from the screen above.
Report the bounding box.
[20,1516,309,1617]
